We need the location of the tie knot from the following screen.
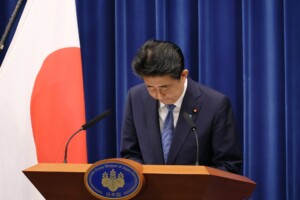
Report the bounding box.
[166,104,176,111]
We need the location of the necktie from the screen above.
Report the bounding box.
[162,104,176,163]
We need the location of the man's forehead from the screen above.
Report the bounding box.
[143,75,176,86]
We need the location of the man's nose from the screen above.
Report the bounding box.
[153,89,163,100]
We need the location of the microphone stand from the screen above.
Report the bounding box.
[63,127,84,163]
[183,112,200,166]
[191,127,199,166]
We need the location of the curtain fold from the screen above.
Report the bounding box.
[76,0,117,161]
[284,1,300,200]
[242,0,299,199]
[1,0,299,199]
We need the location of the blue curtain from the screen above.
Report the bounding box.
[1,0,299,199]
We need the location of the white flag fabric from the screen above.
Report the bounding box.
[0,0,87,199]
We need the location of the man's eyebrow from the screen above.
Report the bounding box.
[147,85,169,87]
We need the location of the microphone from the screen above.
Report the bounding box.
[183,112,199,165]
[82,109,111,130]
[63,109,112,163]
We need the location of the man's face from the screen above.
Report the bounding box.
[143,70,188,105]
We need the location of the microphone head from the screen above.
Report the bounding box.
[82,109,111,130]
[183,112,196,130]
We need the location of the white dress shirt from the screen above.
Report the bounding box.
[159,78,187,133]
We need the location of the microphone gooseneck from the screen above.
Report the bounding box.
[63,109,112,163]
[63,127,84,163]
[183,112,199,166]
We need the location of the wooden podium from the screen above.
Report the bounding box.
[23,161,256,200]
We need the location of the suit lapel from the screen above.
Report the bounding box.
[167,79,203,164]
[145,96,165,164]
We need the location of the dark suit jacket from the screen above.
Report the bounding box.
[120,78,242,173]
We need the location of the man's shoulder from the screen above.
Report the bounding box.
[128,83,149,98]
[188,78,226,98]
[129,83,146,92]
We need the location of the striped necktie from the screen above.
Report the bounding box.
[162,104,176,163]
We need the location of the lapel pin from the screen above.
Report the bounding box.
[193,108,199,113]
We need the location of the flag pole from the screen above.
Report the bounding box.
[0,0,25,52]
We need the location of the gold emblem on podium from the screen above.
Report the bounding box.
[85,159,144,199]
[102,169,125,192]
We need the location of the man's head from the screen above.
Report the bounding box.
[132,40,188,104]
[132,40,184,79]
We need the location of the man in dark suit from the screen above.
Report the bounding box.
[120,40,242,174]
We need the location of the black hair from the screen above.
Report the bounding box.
[132,40,184,79]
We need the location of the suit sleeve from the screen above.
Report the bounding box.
[211,96,243,173]
[120,89,144,164]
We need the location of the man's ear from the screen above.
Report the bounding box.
[181,69,189,78]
